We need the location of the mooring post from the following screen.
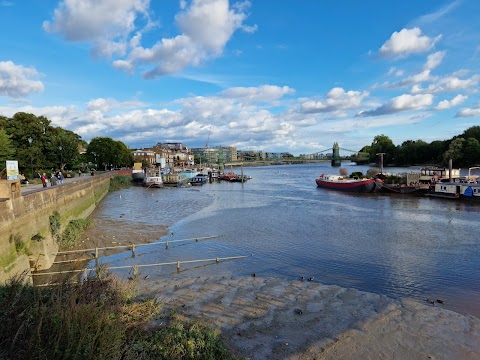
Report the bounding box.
[83,268,88,279]
[216,257,219,264]
[95,247,98,258]
[131,244,135,258]
[176,260,180,272]
[133,265,138,279]
[166,240,169,250]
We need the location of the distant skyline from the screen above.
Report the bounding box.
[1,0,479,155]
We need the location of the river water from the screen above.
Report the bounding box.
[90,163,480,317]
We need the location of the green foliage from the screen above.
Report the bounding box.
[110,175,132,191]
[49,211,61,241]
[369,134,396,164]
[0,128,15,167]
[0,274,238,360]
[60,219,92,248]
[443,137,465,164]
[366,168,379,178]
[87,137,132,170]
[349,171,364,179]
[10,234,30,256]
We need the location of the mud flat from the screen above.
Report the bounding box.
[140,276,480,360]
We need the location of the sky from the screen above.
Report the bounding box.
[1,0,480,155]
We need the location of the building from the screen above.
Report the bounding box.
[191,146,237,164]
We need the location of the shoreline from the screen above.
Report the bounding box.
[139,275,480,360]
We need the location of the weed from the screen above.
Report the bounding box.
[59,219,92,248]
[109,175,131,191]
[49,211,61,241]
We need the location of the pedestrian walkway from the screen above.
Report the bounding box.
[21,173,101,195]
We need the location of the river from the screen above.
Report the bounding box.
[89,163,480,317]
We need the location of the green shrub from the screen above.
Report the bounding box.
[110,175,131,191]
[49,211,61,241]
[60,219,92,248]
[0,274,239,360]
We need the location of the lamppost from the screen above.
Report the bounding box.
[28,137,33,179]
[59,145,63,170]
[92,152,97,169]
[376,153,385,174]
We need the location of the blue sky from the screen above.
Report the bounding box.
[1,0,479,155]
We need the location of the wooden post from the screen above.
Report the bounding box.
[131,244,135,258]
[216,257,219,264]
[176,260,180,272]
[133,265,138,279]
[95,247,99,258]
[166,240,169,250]
[83,268,88,279]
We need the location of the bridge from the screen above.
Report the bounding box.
[306,142,369,166]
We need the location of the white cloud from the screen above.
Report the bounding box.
[86,97,147,112]
[412,73,480,94]
[435,94,467,110]
[424,51,446,70]
[301,87,369,113]
[220,85,294,101]
[455,106,480,117]
[43,0,151,57]
[0,61,44,98]
[357,93,434,117]
[379,28,441,58]
[116,0,256,78]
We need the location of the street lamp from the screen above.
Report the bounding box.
[28,137,33,179]
[59,145,63,170]
[92,152,97,169]
[376,153,385,174]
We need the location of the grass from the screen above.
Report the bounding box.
[110,175,132,191]
[60,218,92,248]
[0,272,240,360]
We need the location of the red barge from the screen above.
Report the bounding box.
[315,174,378,192]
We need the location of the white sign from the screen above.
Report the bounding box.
[6,160,19,180]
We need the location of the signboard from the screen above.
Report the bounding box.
[6,160,19,180]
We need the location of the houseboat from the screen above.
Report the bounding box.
[142,168,163,188]
[162,173,189,187]
[315,174,378,192]
[131,162,145,183]
[427,178,480,201]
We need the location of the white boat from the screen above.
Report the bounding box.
[143,168,163,188]
[427,178,480,201]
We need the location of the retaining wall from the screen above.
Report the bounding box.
[0,173,113,284]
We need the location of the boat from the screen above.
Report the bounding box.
[376,182,430,194]
[315,174,378,192]
[426,178,480,201]
[162,173,189,187]
[131,162,145,183]
[190,174,208,186]
[142,168,163,188]
[220,172,239,181]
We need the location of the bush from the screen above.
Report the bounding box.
[110,175,131,191]
[0,274,239,360]
[60,219,92,248]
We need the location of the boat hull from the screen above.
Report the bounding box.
[315,178,377,192]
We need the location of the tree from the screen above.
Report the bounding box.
[443,137,465,165]
[87,137,132,170]
[0,128,15,171]
[369,134,396,164]
[462,137,480,166]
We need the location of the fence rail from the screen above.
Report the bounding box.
[31,255,247,277]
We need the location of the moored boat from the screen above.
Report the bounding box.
[220,172,239,181]
[315,174,378,192]
[142,168,163,188]
[190,174,208,186]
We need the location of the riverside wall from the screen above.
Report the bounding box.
[0,173,114,284]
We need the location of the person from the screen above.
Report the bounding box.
[20,174,29,184]
[41,173,48,188]
[57,171,64,185]
[78,169,82,177]
[50,173,58,186]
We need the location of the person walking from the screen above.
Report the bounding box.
[57,171,64,185]
[41,173,48,188]
[50,173,58,186]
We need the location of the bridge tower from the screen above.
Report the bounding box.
[331,142,341,167]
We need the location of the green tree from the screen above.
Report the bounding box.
[0,128,16,172]
[87,137,132,170]
[462,137,480,166]
[443,137,465,165]
[369,134,396,164]
[461,126,480,143]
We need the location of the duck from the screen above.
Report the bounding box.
[294,308,303,315]
[436,299,444,304]
[307,277,314,282]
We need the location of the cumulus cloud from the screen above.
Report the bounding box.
[44,0,255,76]
[435,94,467,110]
[424,51,446,71]
[411,73,480,94]
[43,0,151,57]
[86,97,147,112]
[455,106,480,117]
[357,93,433,117]
[117,0,256,78]
[379,28,441,58]
[0,60,44,98]
[301,87,369,114]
